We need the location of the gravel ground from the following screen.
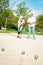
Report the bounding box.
[0,33,43,65]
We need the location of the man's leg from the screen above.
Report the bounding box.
[31,27,35,39]
[28,26,31,38]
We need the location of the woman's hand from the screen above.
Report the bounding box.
[20,23,24,26]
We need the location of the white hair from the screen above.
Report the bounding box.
[20,16,23,19]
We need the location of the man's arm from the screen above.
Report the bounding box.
[30,18,36,25]
[30,21,36,24]
[30,21,36,25]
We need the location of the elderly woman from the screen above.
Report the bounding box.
[17,16,25,38]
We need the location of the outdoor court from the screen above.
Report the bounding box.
[0,33,43,65]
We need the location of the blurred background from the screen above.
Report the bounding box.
[0,0,43,35]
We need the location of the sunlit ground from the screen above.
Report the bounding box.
[0,33,43,65]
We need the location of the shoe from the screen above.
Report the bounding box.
[17,36,19,38]
[19,37,21,39]
[17,36,21,39]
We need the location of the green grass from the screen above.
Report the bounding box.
[0,29,43,36]
[36,33,43,36]
[0,29,17,33]
[5,30,17,33]
[22,31,43,35]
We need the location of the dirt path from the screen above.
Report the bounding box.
[0,33,43,65]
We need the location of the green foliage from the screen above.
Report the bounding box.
[0,6,18,30]
[14,2,31,31]
[36,14,43,32]
[0,1,31,31]
[15,2,31,18]
[0,0,9,8]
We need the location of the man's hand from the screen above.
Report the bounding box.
[30,22,36,25]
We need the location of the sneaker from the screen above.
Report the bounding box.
[17,36,19,38]
[19,37,21,39]
[17,36,21,39]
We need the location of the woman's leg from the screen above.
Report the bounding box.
[17,27,23,38]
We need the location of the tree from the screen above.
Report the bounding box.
[36,14,43,32]
[0,0,9,28]
[0,0,9,8]
[14,2,31,31]
[15,2,31,18]
[0,8,18,30]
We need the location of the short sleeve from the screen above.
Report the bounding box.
[34,17,36,22]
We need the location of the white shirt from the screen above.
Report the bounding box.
[18,19,25,28]
[27,17,36,27]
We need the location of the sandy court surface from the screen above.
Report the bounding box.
[0,33,43,65]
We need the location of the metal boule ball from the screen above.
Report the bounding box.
[34,55,38,60]
[21,51,25,55]
[1,48,5,52]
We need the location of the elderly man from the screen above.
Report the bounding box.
[17,16,25,38]
[27,13,36,40]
